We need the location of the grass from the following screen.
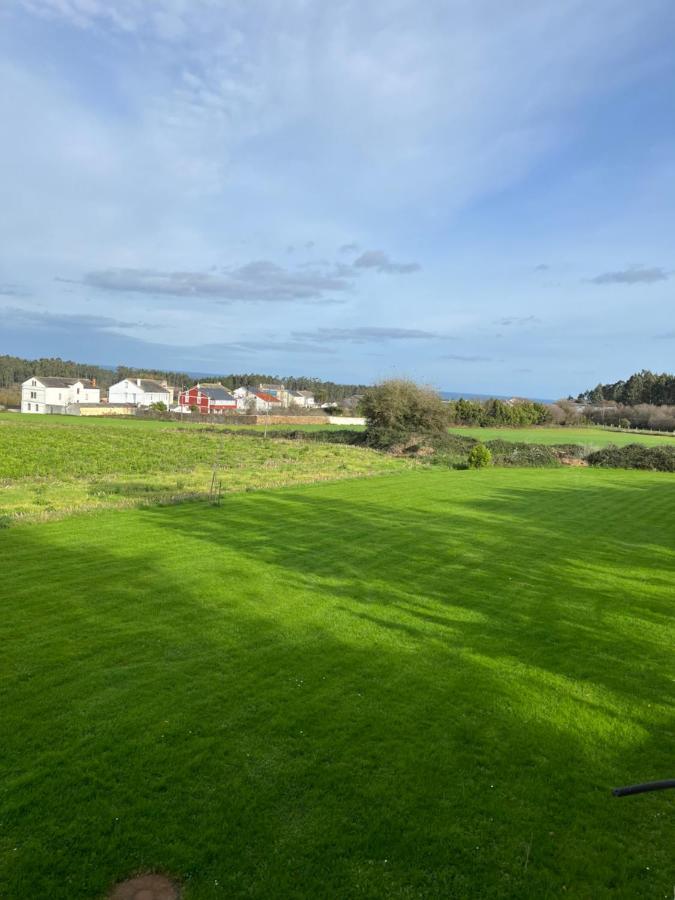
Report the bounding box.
[1,467,673,898]
[0,418,411,522]
[448,425,675,448]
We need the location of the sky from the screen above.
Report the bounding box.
[1,1,674,398]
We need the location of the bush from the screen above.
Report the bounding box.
[361,380,448,446]
[468,444,492,468]
[485,440,559,467]
[586,444,675,472]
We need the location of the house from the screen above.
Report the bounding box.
[251,391,283,412]
[232,387,283,412]
[258,383,290,405]
[289,390,316,408]
[177,383,237,414]
[21,376,100,414]
[108,378,174,407]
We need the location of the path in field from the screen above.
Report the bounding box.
[1,468,674,899]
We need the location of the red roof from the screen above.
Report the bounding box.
[255,391,281,403]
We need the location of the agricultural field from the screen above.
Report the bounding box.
[448,425,675,448]
[0,417,410,522]
[1,467,673,899]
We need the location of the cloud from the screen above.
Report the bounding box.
[81,261,352,303]
[352,250,421,274]
[589,265,669,285]
[291,326,438,343]
[0,283,28,297]
[1,305,141,331]
[442,353,492,362]
[339,242,359,254]
[495,316,540,326]
[534,264,549,272]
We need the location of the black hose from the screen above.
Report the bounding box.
[612,780,675,797]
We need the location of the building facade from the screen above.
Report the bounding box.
[177,383,237,414]
[21,376,100,414]
[108,378,174,407]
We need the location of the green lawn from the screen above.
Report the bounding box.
[448,425,675,448]
[1,468,673,898]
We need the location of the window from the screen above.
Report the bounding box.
[27,403,31,411]
[31,379,36,386]
[30,391,37,399]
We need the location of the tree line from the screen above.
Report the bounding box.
[0,354,367,404]
[578,369,675,406]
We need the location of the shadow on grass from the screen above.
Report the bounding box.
[1,469,673,899]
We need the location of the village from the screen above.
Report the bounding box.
[18,375,331,416]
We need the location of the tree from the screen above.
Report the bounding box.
[361,379,448,444]
[468,444,492,468]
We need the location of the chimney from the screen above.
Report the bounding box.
[92,378,96,387]
[137,378,142,386]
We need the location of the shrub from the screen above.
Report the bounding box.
[361,380,448,446]
[468,443,492,468]
[586,444,675,472]
[485,440,559,468]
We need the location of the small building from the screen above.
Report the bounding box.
[66,402,137,417]
[233,387,283,412]
[289,390,316,408]
[177,383,237,414]
[21,376,100,414]
[258,383,290,405]
[108,378,174,407]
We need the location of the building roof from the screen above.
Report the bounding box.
[30,376,95,388]
[255,391,282,403]
[293,389,315,397]
[199,387,236,402]
[133,379,169,393]
[258,383,285,391]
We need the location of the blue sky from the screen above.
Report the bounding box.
[1,0,674,397]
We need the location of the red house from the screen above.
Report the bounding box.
[178,383,237,414]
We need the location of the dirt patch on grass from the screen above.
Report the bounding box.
[108,873,180,900]
[560,456,589,467]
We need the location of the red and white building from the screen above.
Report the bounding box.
[232,387,283,412]
[177,383,237,414]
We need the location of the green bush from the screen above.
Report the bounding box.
[485,440,560,467]
[586,444,675,472]
[468,443,492,468]
[361,380,448,444]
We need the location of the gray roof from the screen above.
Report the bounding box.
[293,389,315,397]
[34,376,95,388]
[134,379,169,392]
[200,387,235,401]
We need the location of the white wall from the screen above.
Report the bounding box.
[21,378,99,413]
[108,379,171,407]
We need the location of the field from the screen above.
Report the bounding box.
[448,425,675,448]
[1,467,674,899]
[0,417,410,522]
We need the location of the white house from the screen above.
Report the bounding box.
[232,387,283,412]
[21,376,100,414]
[289,390,316,408]
[108,378,174,407]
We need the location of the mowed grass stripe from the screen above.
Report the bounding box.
[1,468,674,899]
